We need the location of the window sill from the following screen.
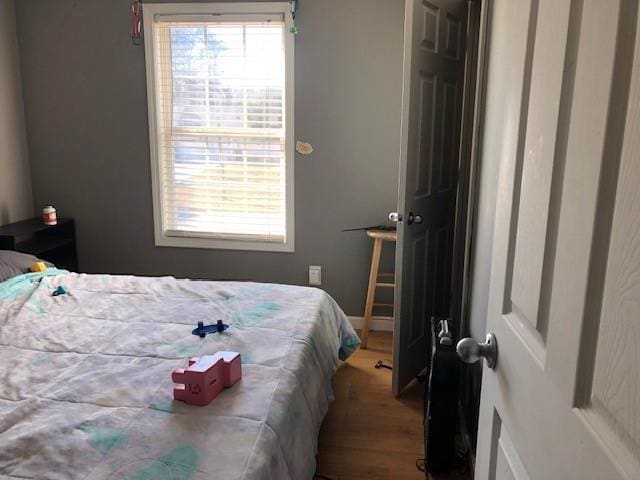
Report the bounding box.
[155,232,294,253]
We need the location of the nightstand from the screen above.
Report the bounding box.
[0,218,78,271]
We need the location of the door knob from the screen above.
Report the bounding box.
[456,333,498,369]
[389,212,402,223]
[407,212,423,225]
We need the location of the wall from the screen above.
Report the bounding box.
[0,0,33,225]
[15,0,404,315]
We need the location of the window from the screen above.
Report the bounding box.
[143,3,294,252]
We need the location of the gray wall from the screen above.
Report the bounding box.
[0,0,33,225]
[15,0,404,315]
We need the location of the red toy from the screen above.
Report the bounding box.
[172,352,242,406]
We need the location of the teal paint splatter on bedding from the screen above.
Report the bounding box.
[148,399,177,414]
[339,334,361,360]
[240,351,252,364]
[33,352,52,365]
[77,423,129,454]
[173,343,200,358]
[233,301,280,329]
[0,269,68,301]
[125,445,200,480]
[25,297,46,314]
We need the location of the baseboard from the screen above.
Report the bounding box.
[348,316,394,332]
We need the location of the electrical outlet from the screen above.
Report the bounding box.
[309,266,322,286]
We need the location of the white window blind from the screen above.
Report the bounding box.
[149,11,291,247]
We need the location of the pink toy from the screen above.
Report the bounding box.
[172,352,242,406]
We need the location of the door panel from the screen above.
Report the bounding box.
[417,74,437,197]
[433,224,451,315]
[585,26,640,467]
[489,411,529,480]
[439,79,458,191]
[509,0,571,342]
[443,13,462,60]
[409,232,429,344]
[393,0,467,394]
[475,0,640,478]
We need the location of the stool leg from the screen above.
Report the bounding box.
[362,238,382,349]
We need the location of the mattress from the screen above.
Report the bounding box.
[0,270,360,479]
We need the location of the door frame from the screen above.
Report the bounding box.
[451,0,492,474]
[451,0,487,338]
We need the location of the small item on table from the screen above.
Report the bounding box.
[172,352,242,406]
[52,285,68,297]
[30,262,48,273]
[42,205,57,226]
[192,319,228,338]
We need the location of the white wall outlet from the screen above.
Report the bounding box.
[309,265,322,286]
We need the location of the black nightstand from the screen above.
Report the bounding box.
[0,218,78,271]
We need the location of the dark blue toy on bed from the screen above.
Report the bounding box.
[52,285,69,297]
[192,320,228,338]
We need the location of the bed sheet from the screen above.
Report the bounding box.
[0,271,360,479]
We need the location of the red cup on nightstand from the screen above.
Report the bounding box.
[43,205,57,226]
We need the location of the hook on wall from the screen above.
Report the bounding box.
[290,0,299,35]
[131,0,143,45]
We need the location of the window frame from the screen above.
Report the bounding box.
[143,2,295,253]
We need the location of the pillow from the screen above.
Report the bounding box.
[0,250,54,282]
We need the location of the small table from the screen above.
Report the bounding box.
[361,229,397,349]
[0,218,78,271]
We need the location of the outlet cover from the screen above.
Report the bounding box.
[309,266,321,286]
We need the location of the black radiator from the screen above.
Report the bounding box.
[424,317,461,472]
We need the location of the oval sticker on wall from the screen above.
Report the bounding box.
[296,141,314,155]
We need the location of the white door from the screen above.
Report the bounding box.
[470,0,640,478]
[393,0,467,394]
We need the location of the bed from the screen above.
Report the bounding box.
[0,268,360,479]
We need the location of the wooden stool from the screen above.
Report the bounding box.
[361,229,397,349]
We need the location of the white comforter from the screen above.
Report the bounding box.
[0,270,360,480]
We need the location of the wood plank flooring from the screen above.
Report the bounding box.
[315,330,469,480]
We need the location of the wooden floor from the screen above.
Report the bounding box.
[315,331,469,480]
